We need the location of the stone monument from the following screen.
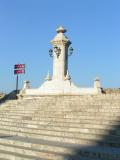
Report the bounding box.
[20,26,102,96]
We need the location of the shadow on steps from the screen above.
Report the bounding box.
[65,121,120,160]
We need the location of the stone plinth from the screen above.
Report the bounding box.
[23,79,100,96]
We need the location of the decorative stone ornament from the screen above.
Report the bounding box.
[65,70,71,80]
[54,46,61,58]
[56,26,67,33]
[49,49,53,57]
[45,72,52,81]
[68,47,74,56]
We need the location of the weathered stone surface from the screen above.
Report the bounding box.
[0,94,120,159]
[103,88,120,94]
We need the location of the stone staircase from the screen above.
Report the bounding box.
[0,95,120,160]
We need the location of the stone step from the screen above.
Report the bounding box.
[0,135,120,160]
[33,115,120,121]
[0,143,67,160]
[0,137,77,157]
[0,114,119,122]
[0,119,119,136]
[0,129,98,146]
[1,100,120,104]
[0,116,119,126]
[1,106,120,113]
[0,142,98,160]
[0,149,50,160]
[0,125,119,147]
[1,107,120,112]
[0,122,119,143]
[2,96,120,102]
[0,120,118,138]
[17,102,116,105]
[0,111,120,117]
[1,107,120,114]
[20,101,120,105]
[0,100,120,108]
[10,105,118,109]
[0,137,90,160]
[74,146,120,160]
[0,114,119,123]
[21,96,120,100]
[1,98,120,105]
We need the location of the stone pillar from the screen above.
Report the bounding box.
[18,81,30,98]
[51,26,71,81]
[94,77,101,93]
[22,80,30,90]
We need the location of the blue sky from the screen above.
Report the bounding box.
[0,0,120,93]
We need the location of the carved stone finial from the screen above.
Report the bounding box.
[45,72,52,81]
[65,70,71,80]
[94,77,101,88]
[56,26,67,33]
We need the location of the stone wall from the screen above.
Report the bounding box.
[0,92,5,99]
[103,88,120,94]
